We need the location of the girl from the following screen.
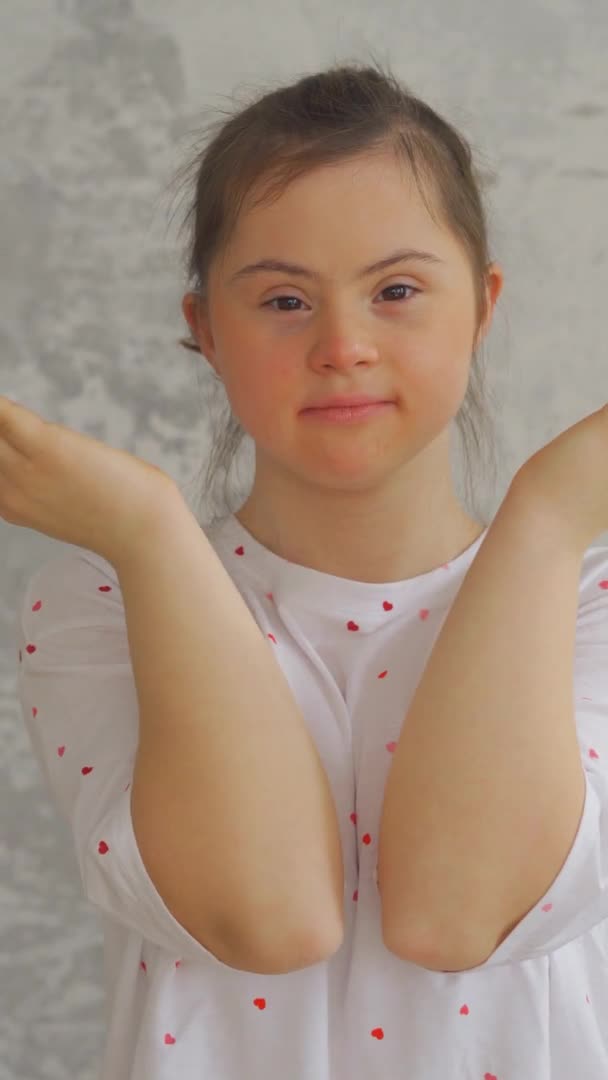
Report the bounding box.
[7,59,608,1080]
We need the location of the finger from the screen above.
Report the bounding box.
[0,396,45,454]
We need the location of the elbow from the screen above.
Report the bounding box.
[277,918,345,974]
[214,915,344,975]
[256,882,346,974]
[215,889,345,975]
[381,920,494,973]
[279,909,346,972]
[382,919,437,969]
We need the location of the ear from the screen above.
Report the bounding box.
[181,292,218,367]
[475,263,504,349]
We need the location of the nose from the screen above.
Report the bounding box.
[311,335,380,371]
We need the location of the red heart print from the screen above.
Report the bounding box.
[235,546,244,556]
[98,585,112,593]
[81,766,93,775]
[253,998,266,1010]
[347,620,359,632]
[32,600,42,611]
[385,741,397,753]
[140,961,147,972]
[164,1033,176,1045]
[98,841,109,855]
[362,833,372,845]
[378,670,388,679]
[541,903,553,912]
[32,707,38,718]
[268,633,277,644]
[484,1074,497,1080]
[57,746,65,757]
[459,1004,469,1015]
[371,1028,384,1040]
[419,609,429,620]
[590,748,599,759]
[26,644,36,654]
[353,889,358,902]
[383,600,393,611]
[600,580,608,590]
[350,812,357,824]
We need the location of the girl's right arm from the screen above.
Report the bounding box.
[118,500,345,973]
[17,501,345,976]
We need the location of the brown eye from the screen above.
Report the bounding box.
[379,284,420,303]
[262,283,420,312]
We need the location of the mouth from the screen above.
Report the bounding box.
[300,401,395,424]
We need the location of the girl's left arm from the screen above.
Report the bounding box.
[377,482,588,971]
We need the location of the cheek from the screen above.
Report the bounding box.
[223,371,263,430]
[221,361,292,441]
[402,345,473,421]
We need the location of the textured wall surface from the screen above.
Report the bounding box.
[2,1,607,1076]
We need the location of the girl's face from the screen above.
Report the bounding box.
[183,152,502,498]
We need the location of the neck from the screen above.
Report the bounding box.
[235,495,485,584]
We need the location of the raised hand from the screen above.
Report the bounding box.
[0,396,182,564]
[511,402,608,551]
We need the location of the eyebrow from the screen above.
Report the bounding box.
[229,247,445,284]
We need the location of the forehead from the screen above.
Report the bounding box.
[215,153,466,281]
[240,153,438,232]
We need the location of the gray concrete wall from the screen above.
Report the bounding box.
[2,1,607,1076]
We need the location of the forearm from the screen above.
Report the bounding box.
[114,495,345,965]
[378,480,587,965]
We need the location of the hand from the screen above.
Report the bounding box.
[510,402,608,552]
[0,395,182,564]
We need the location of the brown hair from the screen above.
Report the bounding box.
[166,55,503,528]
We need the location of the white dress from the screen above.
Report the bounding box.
[16,512,608,1079]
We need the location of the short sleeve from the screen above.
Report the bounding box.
[15,548,237,968]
